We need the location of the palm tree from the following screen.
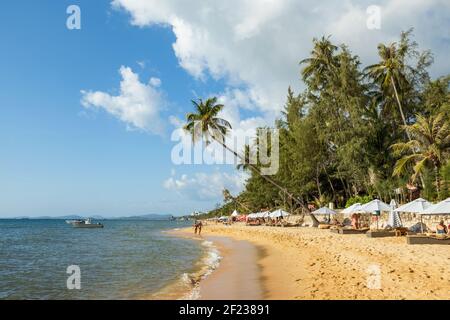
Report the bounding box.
[222,188,251,213]
[365,42,411,139]
[300,36,338,83]
[391,113,450,198]
[184,97,320,225]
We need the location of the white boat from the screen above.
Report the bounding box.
[69,218,104,229]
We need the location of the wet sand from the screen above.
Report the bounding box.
[198,236,264,300]
[176,224,450,300]
[168,229,264,300]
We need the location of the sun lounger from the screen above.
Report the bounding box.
[406,235,450,245]
[366,230,396,238]
[333,227,369,234]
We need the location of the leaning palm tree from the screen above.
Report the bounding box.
[184,97,320,225]
[365,42,411,139]
[222,188,251,213]
[391,113,450,198]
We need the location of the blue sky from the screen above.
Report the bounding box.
[0,0,239,217]
[1,0,449,217]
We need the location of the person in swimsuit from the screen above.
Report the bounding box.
[351,213,359,229]
[436,220,448,234]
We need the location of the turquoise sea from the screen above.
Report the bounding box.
[0,219,216,300]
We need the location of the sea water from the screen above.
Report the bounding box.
[0,219,215,300]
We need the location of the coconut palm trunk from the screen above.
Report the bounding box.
[211,124,320,226]
[390,77,427,189]
[390,77,412,141]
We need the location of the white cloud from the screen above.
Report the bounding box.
[112,0,450,117]
[81,66,164,135]
[163,171,248,201]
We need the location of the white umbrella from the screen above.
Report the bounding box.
[342,203,363,215]
[420,197,450,215]
[361,199,391,213]
[312,207,336,215]
[269,209,290,218]
[361,199,390,230]
[388,199,402,228]
[394,198,432,213]
[231,210,239,217]
[260,211,270,218]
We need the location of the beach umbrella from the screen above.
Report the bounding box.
[361,199,390,230]
[416,198,450,234]
[260,211,270,218]
[420,197,450,215]
[269,209,290,218]
[393,198,432,213]
[361,199,391,213]
[341,203,363,215]
[388,199,402,228]
[231,210,239,217]
[312,207,337,215]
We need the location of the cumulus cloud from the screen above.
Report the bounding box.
[112,0,450,117]
[163,170,248,201]
[81,66,164,135]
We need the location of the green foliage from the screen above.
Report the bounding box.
[192,30,450,216]
[345,195,373,208]
[440,162,450,199]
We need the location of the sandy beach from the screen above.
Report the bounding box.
[174,224,450,300]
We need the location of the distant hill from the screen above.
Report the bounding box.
[116,214,174,221]
[3,214,173,221]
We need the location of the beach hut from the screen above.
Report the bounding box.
[269,209,290,218]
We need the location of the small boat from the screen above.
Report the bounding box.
[66,219,82,224]
[69,218,104,229]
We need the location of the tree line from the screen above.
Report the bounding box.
[184,30,450,218]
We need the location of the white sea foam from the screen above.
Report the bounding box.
[178,240,222,300]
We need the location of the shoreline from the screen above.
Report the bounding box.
[172,223,450,300]
[168,229,265,300]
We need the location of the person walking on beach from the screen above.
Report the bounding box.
[193,220,203,235]
[197,220,203,235]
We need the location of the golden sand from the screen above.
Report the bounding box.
[184,223,450,300]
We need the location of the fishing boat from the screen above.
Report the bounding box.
[69,218,104,228]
